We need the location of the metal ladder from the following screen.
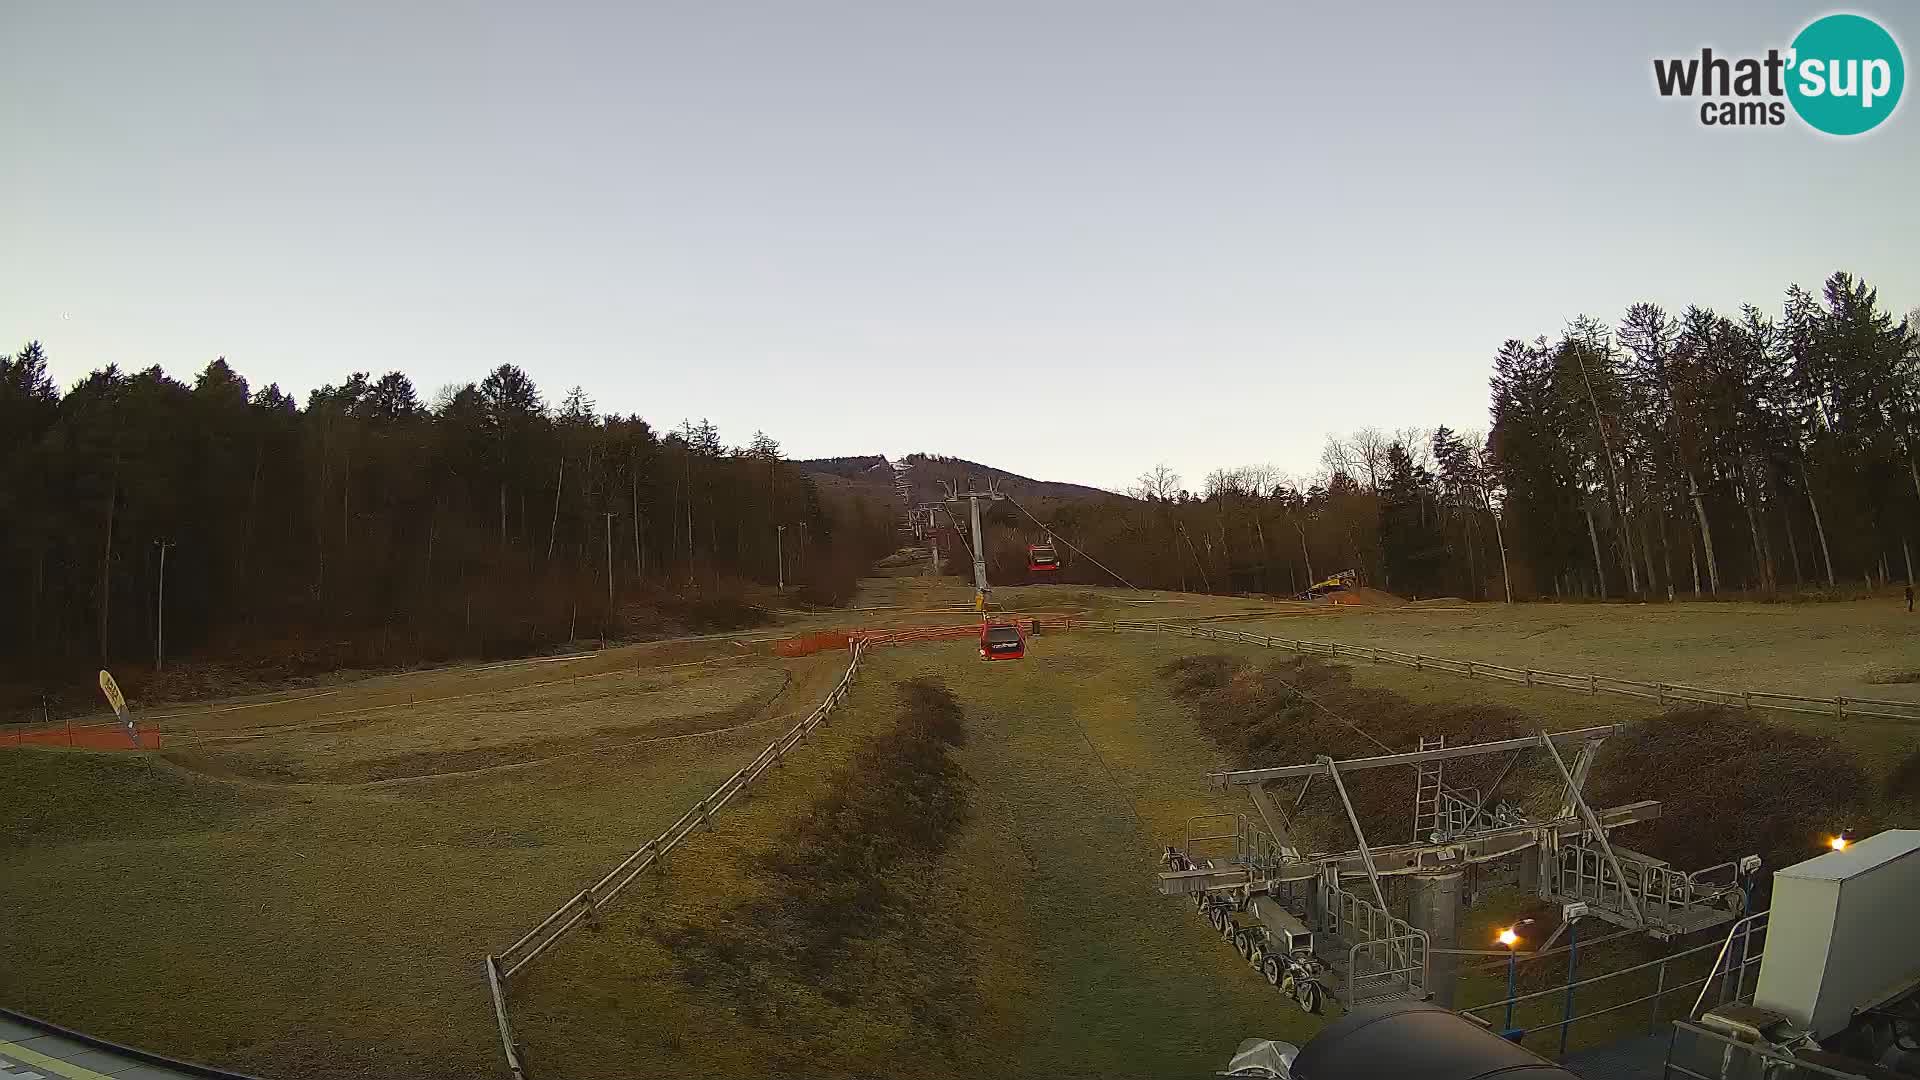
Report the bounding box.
[1412,735,1445,841]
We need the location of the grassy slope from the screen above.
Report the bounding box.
[9,583,1918,1078]
[1241,598,1920,704]
[0,650,850,1080]
[511,633,1323,1080]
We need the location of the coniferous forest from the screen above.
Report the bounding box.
[948,273,1920,606]
[0,355,898,715]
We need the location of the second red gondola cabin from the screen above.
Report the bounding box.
[979,621,1026,660]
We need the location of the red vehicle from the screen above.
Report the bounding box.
[1027,543,1060,572]
[979,621,1026,660]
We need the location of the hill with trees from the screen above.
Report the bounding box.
[0,354,898,717]
[6,270,1912,713]
[935,272,1920,604]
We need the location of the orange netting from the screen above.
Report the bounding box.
[774,631,854,657]
[2,721,162,750]
[771,615,1080,656]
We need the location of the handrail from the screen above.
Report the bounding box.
[1689,910,1770,1020]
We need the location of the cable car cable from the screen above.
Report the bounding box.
[1000,493,1139,591]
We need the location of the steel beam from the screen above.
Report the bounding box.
[1195,801,1660,885]
[1209,725,1621,787]
[1540,733,1645,926]
[1247,782,1303,859]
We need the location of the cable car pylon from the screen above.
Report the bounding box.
[942,479,1004,611]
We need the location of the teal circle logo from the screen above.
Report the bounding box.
[1787,14,1904,135]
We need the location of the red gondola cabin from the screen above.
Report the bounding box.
[980,621,1026,660]
[1027,544,1060,572]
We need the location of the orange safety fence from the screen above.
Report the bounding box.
[773,631,854,657]
[772,615,1081,656]
[2,721,162,750]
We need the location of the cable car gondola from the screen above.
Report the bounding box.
[979,621,1026,661]
[1027,542,1060,572]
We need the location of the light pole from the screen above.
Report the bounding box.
[153,539,175,673]
[603,512,616,639]
[1559,904,1588,1057]
[1498,917,1535,1038]
[776,524,786,592]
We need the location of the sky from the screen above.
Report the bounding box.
[4,2,1916,493]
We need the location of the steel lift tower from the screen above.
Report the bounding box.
[911,504,942,574]
[943,480,1003,610]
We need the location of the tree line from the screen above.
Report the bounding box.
[0,351,897,714]
[944,272,1918,604]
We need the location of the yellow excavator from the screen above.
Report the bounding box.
[1299,569,1357,599]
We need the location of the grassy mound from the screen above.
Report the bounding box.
[1887,746,1920,803]
[654,676,979,1068]
[1,749,273,847]
[1591,708,1879,873]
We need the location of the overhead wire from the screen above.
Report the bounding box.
[1000,492,1139,591]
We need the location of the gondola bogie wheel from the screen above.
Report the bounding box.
[1294,978,1324,1015]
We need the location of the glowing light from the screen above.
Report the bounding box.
[1830,835,1850,852]
[1497,928,1520,947]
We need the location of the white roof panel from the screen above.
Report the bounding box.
[1776,829,1920,882]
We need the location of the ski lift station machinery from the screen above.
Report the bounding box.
[1171,716,1920,1080]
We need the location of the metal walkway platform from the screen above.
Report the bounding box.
[0,1011,260,1080]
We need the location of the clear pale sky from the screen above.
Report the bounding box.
[4,2,1915,492]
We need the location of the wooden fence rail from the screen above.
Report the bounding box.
[483,635,874,1079]
[1082,621,1920,724]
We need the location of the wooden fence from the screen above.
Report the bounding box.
[1083,621,1920,723]
[483,634,881,1079]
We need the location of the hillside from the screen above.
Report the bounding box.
[899,453,1120,502]
[791,454,892,480]
[795,452,1124,509]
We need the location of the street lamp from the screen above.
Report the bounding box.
[1559,902,1589,1057]
[1829,831,1852,852]
[1499,918,1536,1036]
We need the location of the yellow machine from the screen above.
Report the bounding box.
[1302,569,1357,598]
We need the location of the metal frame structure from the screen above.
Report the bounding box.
[943,479,1004,609]
[1164,726,1756,1015]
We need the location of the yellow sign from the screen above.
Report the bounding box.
[98,669,140,747]
[97,670,127,719]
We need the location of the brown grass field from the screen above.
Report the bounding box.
[4,571,1918,1079]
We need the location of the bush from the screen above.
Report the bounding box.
[1590,708,1876,874]
[1881,744,1920,803]
[663,677,971,990]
